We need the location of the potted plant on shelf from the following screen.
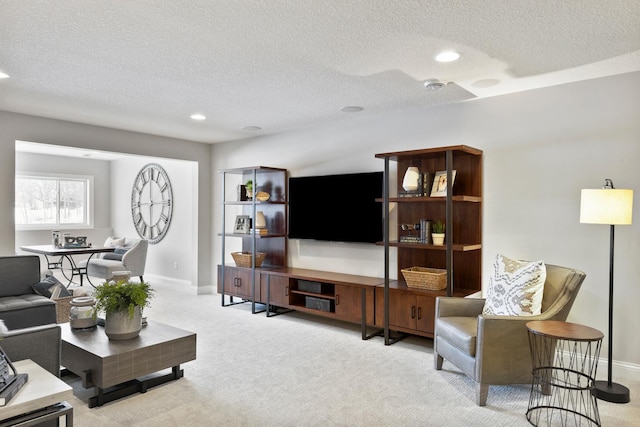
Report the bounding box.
[94,279,154,340]
[432,220,445,246]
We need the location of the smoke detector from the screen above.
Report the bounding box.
[424,79,446,91]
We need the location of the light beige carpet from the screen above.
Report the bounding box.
[62,280,640,426]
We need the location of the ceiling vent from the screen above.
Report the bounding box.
[424,79,447,91]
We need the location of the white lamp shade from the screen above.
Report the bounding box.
[255,211,267,228]
[580,189,633,225]
[402,167,420,192]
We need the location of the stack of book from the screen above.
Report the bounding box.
[0,352,28,406]
[399,235,422,243]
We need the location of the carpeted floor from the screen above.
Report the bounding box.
[62,279,640,426]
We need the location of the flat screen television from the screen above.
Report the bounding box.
[288,171,383,244]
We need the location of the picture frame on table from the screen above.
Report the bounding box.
[430,170,456,197]
[233,215,251,234]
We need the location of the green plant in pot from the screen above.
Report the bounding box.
[431,220,445,246]
[94,279,154,340]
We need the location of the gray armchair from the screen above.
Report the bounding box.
[83,238,148,283]
[433,264,586,406]
[1,323,61,377]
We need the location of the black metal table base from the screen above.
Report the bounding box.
[89,365,184,408]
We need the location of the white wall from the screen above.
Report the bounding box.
[211,71,640,374]
[110,156,195,285]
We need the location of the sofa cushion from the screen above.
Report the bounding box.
[0,256,41,297]
[0,294,55,311]
[0,295,57,329]
[482,254,546,316]
[87,258,126,280]
[436,317,478,357]
[32,276,72,298]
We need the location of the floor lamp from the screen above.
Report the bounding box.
[580,179,633,403]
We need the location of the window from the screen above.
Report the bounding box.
[15,173,93,229]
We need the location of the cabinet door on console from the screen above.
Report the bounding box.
[218,266,258,299]
[334,285,375,324]
[261,274,290,307]
[334,284,362,322]
[415,295,435,334]
[387,291,417,330]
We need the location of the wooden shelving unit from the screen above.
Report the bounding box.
[375,145,483,344]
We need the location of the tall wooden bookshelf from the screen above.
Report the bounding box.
[375,145,483,344]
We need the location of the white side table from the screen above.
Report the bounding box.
[0,359,73,426]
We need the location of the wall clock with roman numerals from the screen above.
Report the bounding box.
[131,163,173,244]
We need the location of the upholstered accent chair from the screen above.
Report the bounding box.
[83,238,148,283]
[433,264,586,406]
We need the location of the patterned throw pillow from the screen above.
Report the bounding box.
[482,254,546,316]
[32,275,72,298]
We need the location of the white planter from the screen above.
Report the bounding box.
[104,306,142,340]
[432,233,445,246]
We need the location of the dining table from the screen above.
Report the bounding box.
[19,244,116,287]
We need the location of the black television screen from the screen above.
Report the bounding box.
[288,171,383,243]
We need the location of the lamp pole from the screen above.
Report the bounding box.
[592,222,630,403]
[581,180,633,403]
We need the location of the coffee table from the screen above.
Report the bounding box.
[61,320,196,408]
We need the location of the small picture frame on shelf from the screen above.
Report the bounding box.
[430,170,456,197]
[233,215,251,234]
[237,185,248,201]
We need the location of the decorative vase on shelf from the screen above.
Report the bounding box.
[432,233,445,246]
[431,220,445,245]
[402,167,420,192]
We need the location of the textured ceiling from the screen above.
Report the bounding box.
[2,1,639,144]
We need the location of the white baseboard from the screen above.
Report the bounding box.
[144,274,191,287]
[598,359,640,383]
[196,285,215,295]
[558,350,640,383]
[144,274,215,295]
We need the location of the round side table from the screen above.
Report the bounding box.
[526,320,604,427]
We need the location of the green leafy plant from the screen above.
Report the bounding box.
[94,280,154,318]
[245,180,253,193]
[432,220,445,234]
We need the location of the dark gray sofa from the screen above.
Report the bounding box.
[0,255,57,329]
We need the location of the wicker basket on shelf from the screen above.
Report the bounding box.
[231,251,266,268]
[54,295,75,323]
[401,267,447,290]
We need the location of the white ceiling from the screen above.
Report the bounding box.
[2,1,640,144]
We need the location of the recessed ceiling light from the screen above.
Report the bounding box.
[340,106,364,113]
[190,113,206,120]
[435,51,460,63]
[242,126,262,131]
[0,72,9,79]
